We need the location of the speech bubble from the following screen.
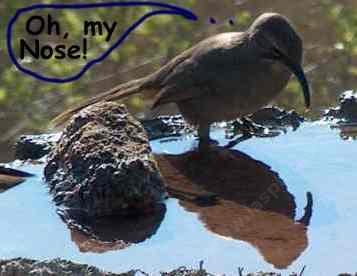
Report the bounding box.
[7,2,198,83]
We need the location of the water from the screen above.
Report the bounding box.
[1,1,357,274]
[0,123,356,275]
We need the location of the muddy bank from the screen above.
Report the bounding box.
[0,258,131,276]
[0,258,312,276]
[3,258,353,276]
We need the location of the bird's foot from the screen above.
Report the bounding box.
[224,133,253,149]
[229,117,265,137]
[224,117,260,148]
[198,138,219,152]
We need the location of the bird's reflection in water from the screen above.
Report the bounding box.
[58,204,166,253]
[155,147,313,269]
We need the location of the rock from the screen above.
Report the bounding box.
[15,134,60,160]
[0,258,216,276]
[226,106,304,142]
[0,258,132,276]
[58,204,166,253]
[324,91,357,140]
[325,90,357,122]
[0,258,315,275]
[44,102,165,218]
[249,106,304,130]
[161,267,213,276]
[142,115,193,140]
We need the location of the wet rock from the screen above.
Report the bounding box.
[325,90,357,122]
[15,134,59,160]
[226,106,304,144]
[161,267,213,276]
[162,266,304,276]
[142,115,193,140]
[0,258,311,276]
[44,102,165,218]
[0,258,132,276]
[324,91,357,140]
[249,106,304,130]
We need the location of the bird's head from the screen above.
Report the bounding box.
[249,13,310,108]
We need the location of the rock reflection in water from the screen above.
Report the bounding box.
[59,204,166,253]
[156,147,313,269]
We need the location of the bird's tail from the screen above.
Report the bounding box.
[51,77,149,127]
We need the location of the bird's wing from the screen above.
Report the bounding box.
[149,32,247,107]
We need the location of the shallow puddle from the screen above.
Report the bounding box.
[0,123,356,275]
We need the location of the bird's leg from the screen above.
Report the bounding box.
[225,133,252,149]
[198,123,215,151]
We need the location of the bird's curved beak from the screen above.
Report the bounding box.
[278,52,311,108]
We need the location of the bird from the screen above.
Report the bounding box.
[52,12,310,151]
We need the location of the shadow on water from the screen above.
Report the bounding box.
[156,147,313,269]
[58,204,166,254]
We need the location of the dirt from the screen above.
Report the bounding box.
[0,258,311,276]
[0,258,132,276]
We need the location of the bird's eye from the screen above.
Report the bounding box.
[261,47,283,61]
[272,47,282,58]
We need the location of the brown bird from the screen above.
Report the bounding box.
[53,13,310,151]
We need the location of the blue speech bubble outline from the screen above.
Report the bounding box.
[7,1,198,83]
